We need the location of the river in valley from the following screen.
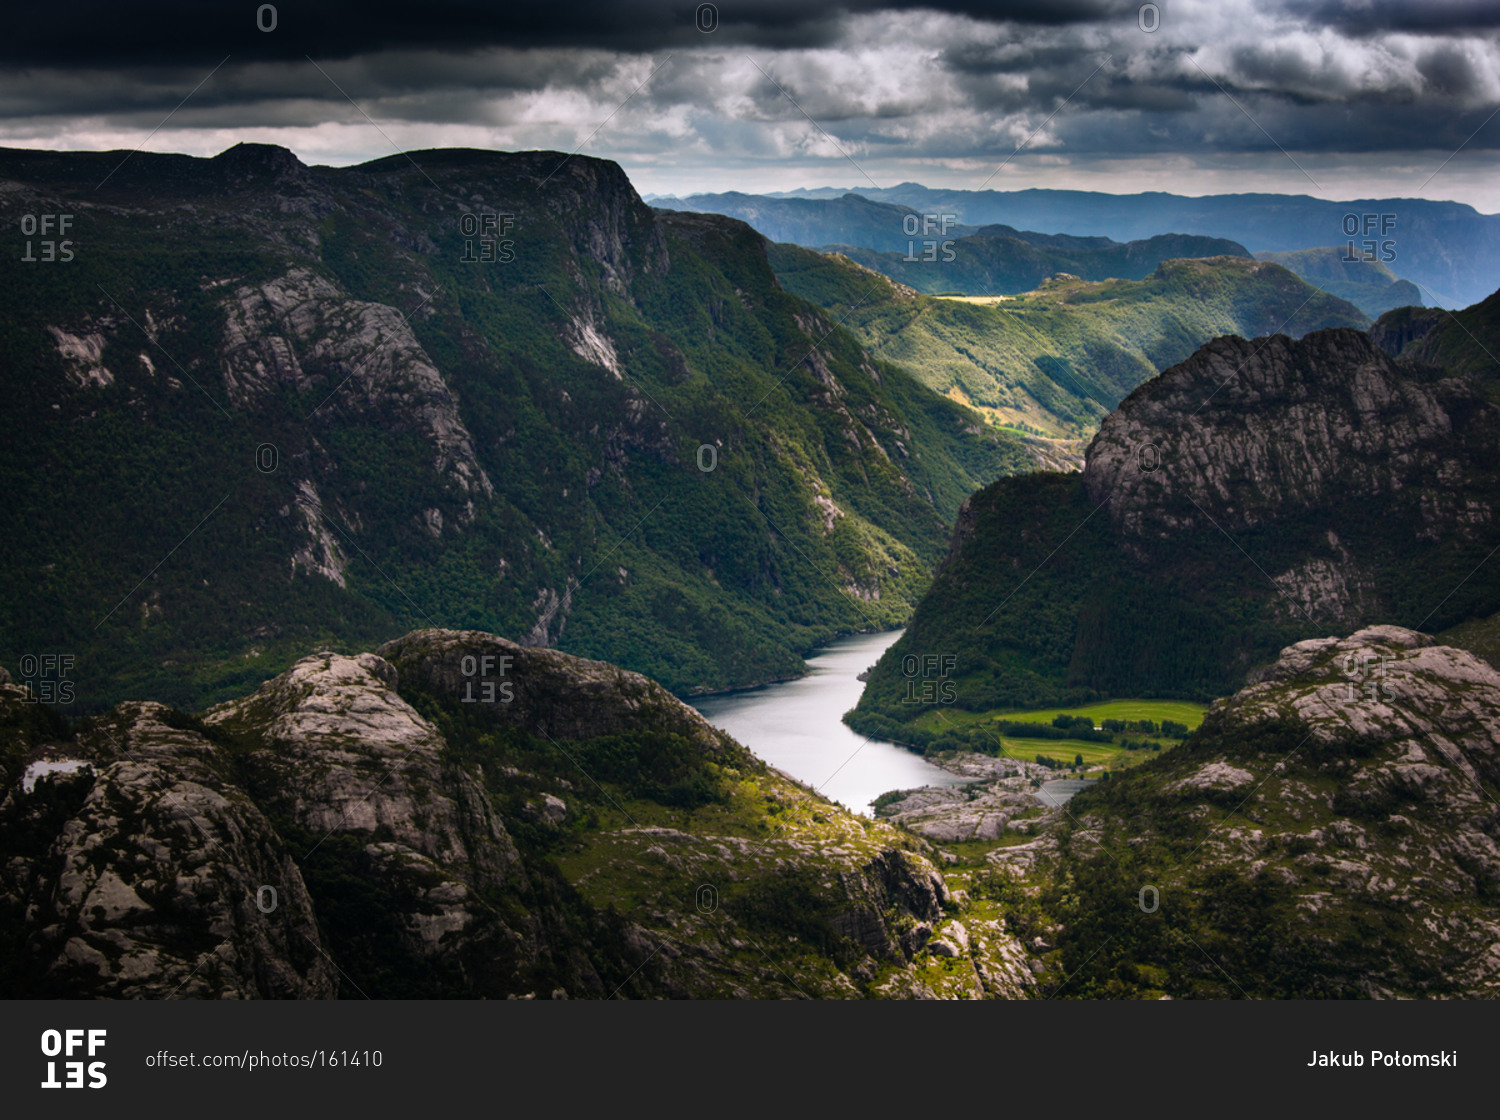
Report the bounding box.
[692,630,969,816]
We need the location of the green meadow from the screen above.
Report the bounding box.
[913,698,1209,734]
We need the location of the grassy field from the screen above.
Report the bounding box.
[916,698,1205,777]
[914,698,1209,733]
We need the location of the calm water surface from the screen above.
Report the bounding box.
[692,630,968,815]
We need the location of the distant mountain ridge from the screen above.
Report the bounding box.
[653,191,1249,295]
[770,246,1368,437]
[1254,246,1423,318]
[666,184,1499,307]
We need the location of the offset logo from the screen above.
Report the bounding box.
[40,1029,107,1089]
[17,653,75,705]
[19,213,75,263]
[459,213,516,263]
[460,653,514,703]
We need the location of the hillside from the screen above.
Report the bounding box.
[1373,286,1500,387]
[850,325,1500,733]
[824,230,1251,297]
[0,143,1033,712]
[0,629,1030,998]
[771,246,1369,438]
[990,626,1500,998]
[1254,246,1424,318]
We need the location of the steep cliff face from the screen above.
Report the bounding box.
[0,142,1030,712]
[1005,626,1500,998]
[1084,330,1497,548]
[852,320,1500,720]
[0,630,1030,999]
[0,692,335,998]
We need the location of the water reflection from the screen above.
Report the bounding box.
[692,630,969,815]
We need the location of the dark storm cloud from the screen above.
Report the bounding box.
[7,1,1133,67]
[1289,0,1500,36]
[1,0,1496,205]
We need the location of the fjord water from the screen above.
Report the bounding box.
[692,630,968,815]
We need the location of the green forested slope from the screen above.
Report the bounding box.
[851,326,1500,740]
[0,144,1029,711]
[771,246,1369,436]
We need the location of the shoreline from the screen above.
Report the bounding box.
[678,625,903,701]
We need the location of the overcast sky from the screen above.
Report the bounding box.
[6,1,1500,208]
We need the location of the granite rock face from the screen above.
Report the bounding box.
[1,630,1031,999]
[1084,330,1498,552]
[0,692,334,998]
[1008,625,1500,998]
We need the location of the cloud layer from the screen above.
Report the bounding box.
[6,1,1500,207]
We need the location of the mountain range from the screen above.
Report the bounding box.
[9,141,1500,1000]
[0,143,1037,712]
[718,184,1498,308]
[770,246,1369,439]
[652,192,1252,297]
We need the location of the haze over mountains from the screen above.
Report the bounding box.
[651,186,1488,308]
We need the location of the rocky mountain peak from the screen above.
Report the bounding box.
[1083,328,1499,544]
[0,628,1019,999]
[211,141,311,187]
[1002,624,1500,997]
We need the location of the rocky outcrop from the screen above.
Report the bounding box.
[221,266,492,501]
[0,690,334,998]
[1084,329,1499,545]
[377,629,732,750]
[1020,626,1500,998]
[1,630,1024,999]
[205,650,522,887]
